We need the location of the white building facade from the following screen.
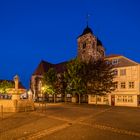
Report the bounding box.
[88,55,140,107]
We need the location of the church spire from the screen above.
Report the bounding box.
[86,14,90,27]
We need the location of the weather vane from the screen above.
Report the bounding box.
[86,13,90,27]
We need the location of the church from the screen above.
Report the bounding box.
[30,25,140,107]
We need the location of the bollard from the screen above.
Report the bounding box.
[45,103,47,112]
[42,102,43,112]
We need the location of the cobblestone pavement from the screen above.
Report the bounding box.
[0,103,140,140]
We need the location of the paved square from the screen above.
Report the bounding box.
[0,103,140,140]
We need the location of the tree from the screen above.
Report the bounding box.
[43,68,57,103]
[55,73,67,102]
[0,80,14,94]
[64,59,87,104]
[86,59,115,104]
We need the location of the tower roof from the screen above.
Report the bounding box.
[78,26,93,37]
[82,26,93,35]
[97,38,102,46]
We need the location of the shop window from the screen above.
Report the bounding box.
[103,96,108,102]
[117,95,134,103]
[97,96,101,102]
[117,96,122,102]
[128,96,133,102]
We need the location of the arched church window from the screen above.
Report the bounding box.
[38,80,42,91]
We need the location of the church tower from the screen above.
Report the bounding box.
[77,26,105,62]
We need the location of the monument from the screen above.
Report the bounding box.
[0,75,35,112]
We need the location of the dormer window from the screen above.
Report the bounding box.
[106,61,110,64]
[112,59,118,65]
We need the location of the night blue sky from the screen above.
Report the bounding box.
[0,0,140,88]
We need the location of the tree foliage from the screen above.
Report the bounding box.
[63,58,115,103]
[64,59,87,103]
[86,59,115,96]
[43,68,57,94]
[0,80,14,94]
[42,58,115,104]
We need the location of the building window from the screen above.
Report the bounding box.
[123,96,127,102]
[90,95,96,102]
[120,82,126,89]
[120,69,126,76]
[97,96,101,102]
[128,96,133,102]
[106,61,110,65]
[129,82,134,89]
[113,69,118,76]
[117,96,122,102]
[112,59,118,65]
[114,82,118,89]
[67,94,72,98]
[103,96,108,102]
[117,95,134,103]
[49,94,53,97]
[38,80,42,91]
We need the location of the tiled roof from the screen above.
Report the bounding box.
[33,60,67,75]
[0,80,26,89]
[33,60,52,75]
[105,55,138,67]
[105,54,122,58]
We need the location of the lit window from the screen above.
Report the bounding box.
[91,95,96,102]
[117,95,133,103]
[97,96,101,102]
[121,82,126,89]
[112,59,118,65]
[67,94,71,98]
[117,96,122,102]
[38,81,42,91]
[103,96,108,102]
[123,96,127,102]
[128,96,133,102]
[120,69,126,76]
[129,82,134,89]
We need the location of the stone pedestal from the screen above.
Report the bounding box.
[12,94,20,100]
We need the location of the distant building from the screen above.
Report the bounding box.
[31,25,140,107]
[30,61,66,101]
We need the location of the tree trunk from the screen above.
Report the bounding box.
[79,94,81,104]
[65,93,67,103]
[95,95,97,105]
[54,94,55,103]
